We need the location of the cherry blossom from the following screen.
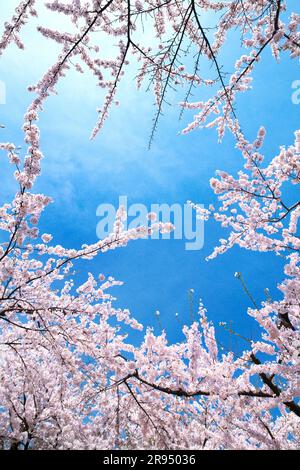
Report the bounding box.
[0,124,299,449]
[1,1,299,145]
[0,0,299,451]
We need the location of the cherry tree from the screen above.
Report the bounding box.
[0,0,299,450]
[1,0,299,143]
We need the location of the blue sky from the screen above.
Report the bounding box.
[0,1,299,353]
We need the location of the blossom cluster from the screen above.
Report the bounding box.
[0,0,299,451]
[1,1,299,143]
